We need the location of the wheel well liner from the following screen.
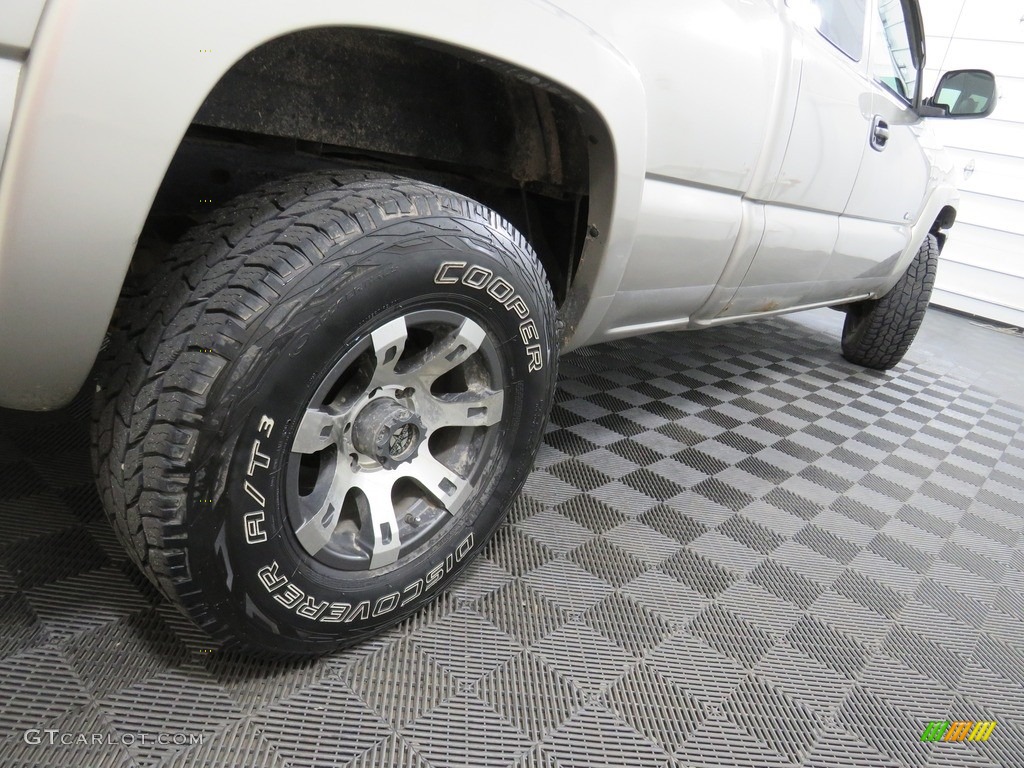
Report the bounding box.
[930,204,956,252]
[144,27,601,303]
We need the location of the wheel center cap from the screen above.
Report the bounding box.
[351,398,424,468]
[389,424,416,458]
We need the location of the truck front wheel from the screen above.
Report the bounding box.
[91,172,557,655]
[840,233,939,371]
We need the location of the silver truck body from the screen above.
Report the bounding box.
[0,0,960,410]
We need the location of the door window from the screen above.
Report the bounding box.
[788,0,867,60]
[871,0,918,102]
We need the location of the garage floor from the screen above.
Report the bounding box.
[1,309,1022,768]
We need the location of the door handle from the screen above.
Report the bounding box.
[870,116,890,151]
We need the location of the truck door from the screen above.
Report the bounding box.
[831,0,930,295]
[714,0,874,318]
[553,0,788,335]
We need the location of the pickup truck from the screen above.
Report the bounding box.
[0,0,996,654]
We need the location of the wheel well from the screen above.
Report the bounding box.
[137,28,599,304]
[930,204,957,252]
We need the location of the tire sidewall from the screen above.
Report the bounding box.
[186,215,554,651]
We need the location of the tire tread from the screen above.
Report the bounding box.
[840,233,939,371]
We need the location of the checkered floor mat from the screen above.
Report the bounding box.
[1,316,1022,767]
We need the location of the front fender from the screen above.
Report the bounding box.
[875,128,959,297]
[0,0,646,410]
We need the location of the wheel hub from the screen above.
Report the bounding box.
[351,398,425,469]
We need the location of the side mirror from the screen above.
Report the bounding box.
[920,70,997,119]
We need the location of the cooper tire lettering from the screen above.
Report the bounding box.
[527,344,544,373]
[486,277,515,303]
[520,319,538,345]
[506,296,530,320]
[462,265,493,289]
[433,259,544,370]
[433,261,465,284]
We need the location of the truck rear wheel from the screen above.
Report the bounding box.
[840,233,939,371]
[91,172,557,655]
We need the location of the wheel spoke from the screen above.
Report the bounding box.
[294,494,340,556]
[414,318,487,380]
[293,458,355,556]
[369,316,409,386]
[419,389,504,429]
[401,450,470,511]
[356,474,403,569]
[292,408,338,455]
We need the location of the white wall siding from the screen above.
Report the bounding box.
[922,0,1024,328]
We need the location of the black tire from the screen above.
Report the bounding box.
[91,171,557,655]
[92,170,390,592]
[840,233,939,371]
